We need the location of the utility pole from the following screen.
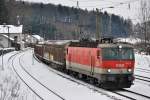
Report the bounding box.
[76,1,81,39]
[1,48,4,70]
[95,7,114,41]
[109,14,112,37]
[76,1,90,40]
[96,8,101,41]
[17,15,20,25]
[144,22,147,49]
[77,1,79,9]
[7,26,10,48]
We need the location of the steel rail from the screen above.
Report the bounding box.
[19,53,65,100]
[10,52,44,100]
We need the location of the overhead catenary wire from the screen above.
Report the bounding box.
[69,0,136,3]
[69,0,117,3]
[69,0,140,10]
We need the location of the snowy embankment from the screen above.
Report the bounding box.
[0,51,39,100]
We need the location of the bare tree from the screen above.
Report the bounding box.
[139,0,150,47]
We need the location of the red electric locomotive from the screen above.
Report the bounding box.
[34,38,135,89]
[66,39,135,89]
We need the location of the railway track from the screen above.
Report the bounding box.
[10,51,65,100]
[135,75,150,83]
[10,49,150,100]
[135,68,150,83]
[113,89,150,100]
[10,53,44,100]
[136,68,150,72]
[136,68,150,74]
[33,54,132,100]
[19,53,65,100]
[34,52,150,100]
[123,89,150,99]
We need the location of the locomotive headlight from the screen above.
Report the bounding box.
[128,69,132,72]
[119,45,122,49]
[108,69,111,73]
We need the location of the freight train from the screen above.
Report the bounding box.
[34,38,135,89]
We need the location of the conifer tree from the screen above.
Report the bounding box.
[0,0,8,24]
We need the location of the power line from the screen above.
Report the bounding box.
[69,0,116,3]
[77,1,79,8]
[69,0,139,4]
[69,0,140,9]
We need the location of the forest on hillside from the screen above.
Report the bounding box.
[1,0,132,40]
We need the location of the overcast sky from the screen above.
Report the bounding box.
[21,0,142,24]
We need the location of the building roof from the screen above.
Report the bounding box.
[0,25,23,34]
[32,35,43,41]
[0,34,14,41]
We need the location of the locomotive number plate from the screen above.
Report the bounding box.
[116,64,124,68]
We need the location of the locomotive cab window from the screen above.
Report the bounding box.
[102,47,134,60]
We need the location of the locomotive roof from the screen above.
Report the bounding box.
[98,43,134,48]
[68,39,134,48]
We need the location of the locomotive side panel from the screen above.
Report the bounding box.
[66,47,102,77]
[66,45,135,88]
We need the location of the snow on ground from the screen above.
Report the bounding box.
[20,50,125,100]
[125,53,150,98]
[13,52,63,100]
[22,49,150,100]
[1,49,127,100]
[127,80,150,98]
[135,53,150,69]
[134,53,150,78]
[1,48,150,100]
[0,51,39,100]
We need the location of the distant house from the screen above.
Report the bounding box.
[0,25,23,48]
[25,34,44,44]
[32,35,44,43]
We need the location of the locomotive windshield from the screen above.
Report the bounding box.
[102,47,134,60]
